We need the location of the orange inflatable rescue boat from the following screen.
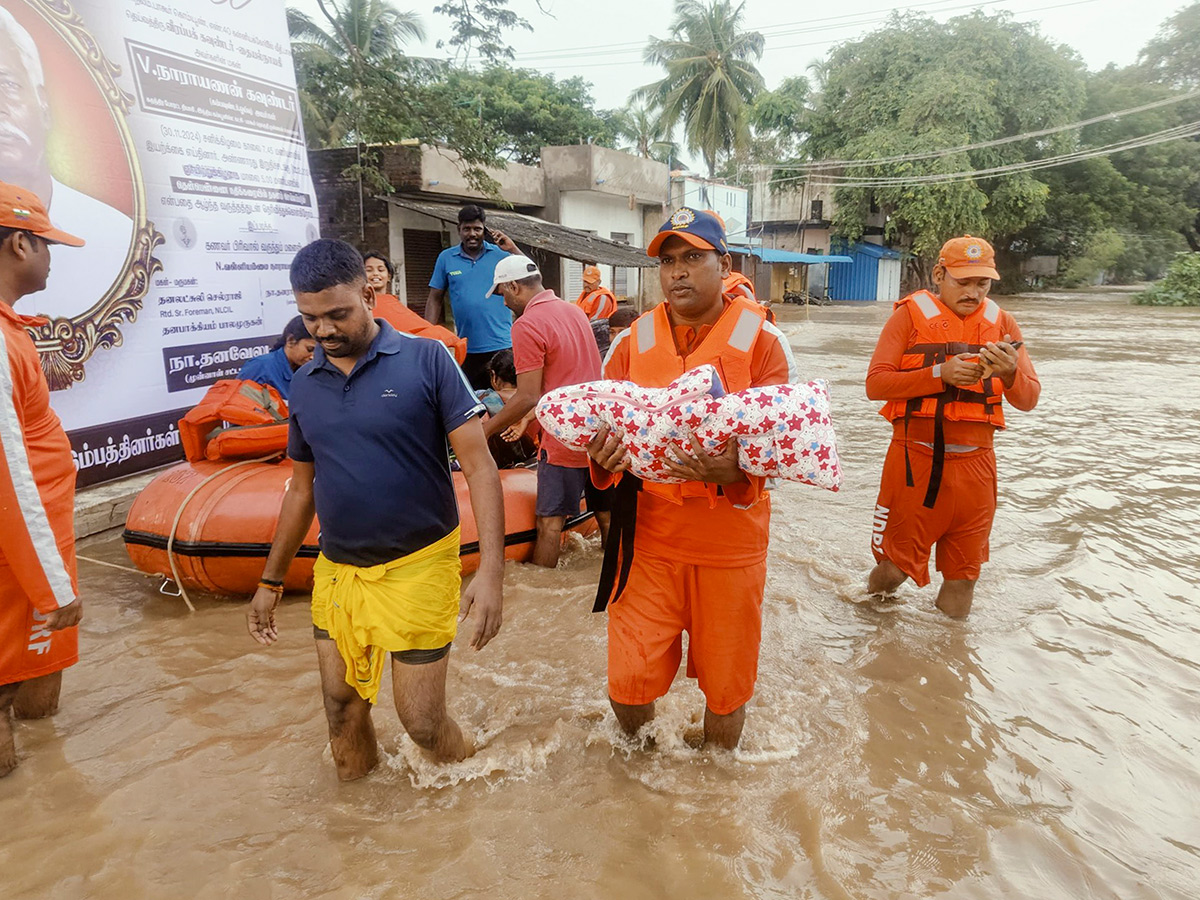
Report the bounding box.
[122,378,593,597]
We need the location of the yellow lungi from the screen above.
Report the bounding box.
[311,528,461,703]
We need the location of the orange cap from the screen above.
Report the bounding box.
[0,181,84,247]
[937,235,998,280]
[582,265,601,283]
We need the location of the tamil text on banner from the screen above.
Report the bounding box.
[0,0,318,486]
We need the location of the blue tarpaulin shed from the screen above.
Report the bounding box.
[827,242,904,302]
[751,248,854,265]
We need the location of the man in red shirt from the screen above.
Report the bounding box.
[0,181,84,777]
[865,236,1040,617]
[482,256,607,566]
[587,208,797,749]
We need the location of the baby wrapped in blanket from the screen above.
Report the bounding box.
[535,364,841,491]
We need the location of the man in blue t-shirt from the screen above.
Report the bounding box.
[247,239,505,780]
[426,204,519,390]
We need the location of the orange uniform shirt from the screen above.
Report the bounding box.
[373,293,468,363]
[0,302,79,685]
[600,310,792,567]
[866,304,1040,447]
[575,287,617,321]
[0,303,77,614]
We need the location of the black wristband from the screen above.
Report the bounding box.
[259,577,284,587]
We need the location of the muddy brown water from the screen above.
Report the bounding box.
[2,293,1198,899]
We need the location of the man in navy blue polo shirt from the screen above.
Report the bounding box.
[247,239,505,780]
[425,205,518,390]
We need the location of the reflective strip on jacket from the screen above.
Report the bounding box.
[879,290,1007,430]
[628,296,767,505]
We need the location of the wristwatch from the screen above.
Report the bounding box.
[932,363,943,381]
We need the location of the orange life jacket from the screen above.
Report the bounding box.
[880,290,1007,508]
[374,294,469,364]
[575,286,617,321]
[179,380,289,462]
[627,297,767,506]
[594,296,769,612]
[879,290,1007,430]
[723,272,756,302]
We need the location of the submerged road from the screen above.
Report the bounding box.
[2,292,1197,899]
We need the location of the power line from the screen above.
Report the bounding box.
[765,122,1200,189]
[513,0,1105,71]
[767,89,1200,172]
[511,0,1009,62]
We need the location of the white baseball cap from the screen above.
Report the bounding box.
[486,255,541,297]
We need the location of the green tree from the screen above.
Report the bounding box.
[440,66,615,165]
[806,12,1086,284]
[432,0,532,64]
[1139,1,1200,88]
[749,76,811,160]
[639,0,765,175]
[610,99,677,162]
[288,1,426,146]
[287,0,424,62]
[1134,251,1200,305]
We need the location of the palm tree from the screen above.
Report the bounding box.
[288,0,425,63]
[612,99,678,163]
[288,1,424,146]
[638,0,765,176]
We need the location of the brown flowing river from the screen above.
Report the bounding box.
[3,291,1198,899]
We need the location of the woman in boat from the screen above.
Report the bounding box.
[362,249,469,364]
[237,316,315,400]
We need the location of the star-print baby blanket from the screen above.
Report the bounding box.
[534,365,841,490]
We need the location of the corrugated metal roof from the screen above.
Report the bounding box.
[381,197,657,268]
[752,248,853,265]
[834,241,902,259]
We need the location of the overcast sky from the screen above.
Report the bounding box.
[290,0,1185,109]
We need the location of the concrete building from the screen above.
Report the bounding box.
[541,145,669,306]
[308,143,665,316]
[747,166,894,301]
[670,174,750,247]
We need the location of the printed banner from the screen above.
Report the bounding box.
[0,0,318,486]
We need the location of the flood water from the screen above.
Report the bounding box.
[2,292,1198,899]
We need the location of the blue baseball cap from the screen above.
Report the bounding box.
[647,207,729,257]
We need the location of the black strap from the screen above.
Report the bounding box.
[922,394,948,509]
[593,475,643,613]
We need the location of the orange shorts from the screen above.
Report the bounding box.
[608,552,767,715]
[871,441,997,587]
[0,543,79,687]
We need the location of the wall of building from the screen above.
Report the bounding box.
[762,225,833,256]
[419,147,544,208]
[542,145,669,206]
[386,207,453,309]
[556,191,647,303]
[672,178,750,246]
[750,174,835,226]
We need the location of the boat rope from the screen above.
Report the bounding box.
[76,555,157,576]
[165,453,284,613]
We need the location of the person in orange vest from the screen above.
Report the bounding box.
[575,265,617,322]
[724,270,776,323]
[723,270,756,303]
[362,249,469,364]
[0,181,84,777]
[865,236,1040,617]
[587,207,798,750]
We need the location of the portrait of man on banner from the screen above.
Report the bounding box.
[0,4,134,321]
